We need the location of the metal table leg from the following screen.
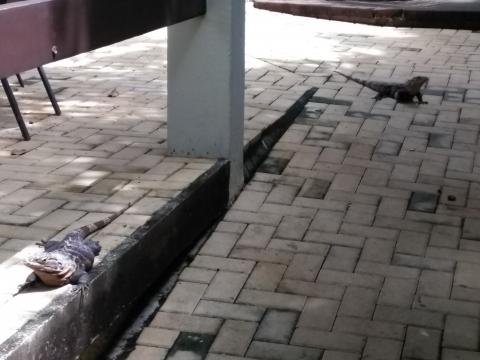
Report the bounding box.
[37,66,61,115]
[1,78,31,140]
[16,74,25,87]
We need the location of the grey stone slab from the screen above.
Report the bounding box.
[443,315,480,351]
[408,191,438,213]
[166,333,215,360]
[298,298,339,330]
[299,178,330,199]
[254,310,298,343]
[463,218,480,240]
[246,341,322,360]
[403,326,441,360]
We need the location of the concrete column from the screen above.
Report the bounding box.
[167,0,245,198]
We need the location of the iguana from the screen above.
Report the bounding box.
[15,208,125,295]
[334,71,429,104]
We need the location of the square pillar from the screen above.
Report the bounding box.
[167,0,245,198]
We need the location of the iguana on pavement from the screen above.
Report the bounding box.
[15,208,125,295]
[334,71,429,104]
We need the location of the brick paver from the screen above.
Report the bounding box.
[125,4,480,360]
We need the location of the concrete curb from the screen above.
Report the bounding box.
[0,161,229,360]
[254,0,480,30]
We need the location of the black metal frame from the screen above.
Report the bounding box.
[0,0,205,140]
[1,66,61,141]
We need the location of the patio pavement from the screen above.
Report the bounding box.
[124,4,480,360]
[0,6,309,347]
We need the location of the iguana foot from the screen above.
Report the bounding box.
[71,283,89,296]
[13,273,38,296]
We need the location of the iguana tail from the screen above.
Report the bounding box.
[334,71,368,87]
[76,205,129,239]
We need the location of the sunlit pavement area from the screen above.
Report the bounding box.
[125,5,480,360]
[2,2,480,359]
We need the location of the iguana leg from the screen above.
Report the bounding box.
[13,272,38,296]
[417,93,428,104]
[70,270,89,295]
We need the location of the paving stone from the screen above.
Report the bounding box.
[338,286,377,318]
[291,327,365,352]
[430,225,460,248]
[127,346,168,360]
[275,216,311,240]
[266,184,299,205]
[190,256,255,274]
[377,197,407,218]
[340,223,398,241]
[333,317,405,340]
[14,198,66,218]
[267,239,330,258]
[361,168,389,187]
[360,238,394,263]
[310,210,344,233]
[414,295,480,317]
[454,262,480,289]
[403,326,441,360]
[231,246,293,265]
[356,261,419,279]
[32,209,85,230]
[330,173,361,192]
[246,341,322,360]
[278,279,344,300]
[442,349,480,360]
[237,224,276,248]
[254,310,298,343]
[443,315,480,351]
[298,178,330,199]
[237,289,306,311]
[418,270,452,298]
[362,337,402,360]
[194,300,264,322]
[151,312,222,334]
[215,221,247,234]
[408,191,439,213]
[137,327,179,348]
[322,351,359,360]
[178,268,216,284]
[161,282,207,314]
[344,204,376,225]
[210,320,257,356]
[305,231,364,248]
[323,246,360,272]
[463,218,480,240]
[285,253,324,281]
[298,298,339,331]
[199,232,239,257]
[396,231,428,256]
[203,271,248,303]
[373,305,443,329]
[232,191,268,212]
[378,277,417,308]
[224,210,282,226]
[317,269,383,289]
[245,262,286,291]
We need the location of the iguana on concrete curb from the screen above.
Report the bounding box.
[334,71,429,104]
[15,207,126,296]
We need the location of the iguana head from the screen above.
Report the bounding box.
[406,76,429,93]
[25,252,76,287]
